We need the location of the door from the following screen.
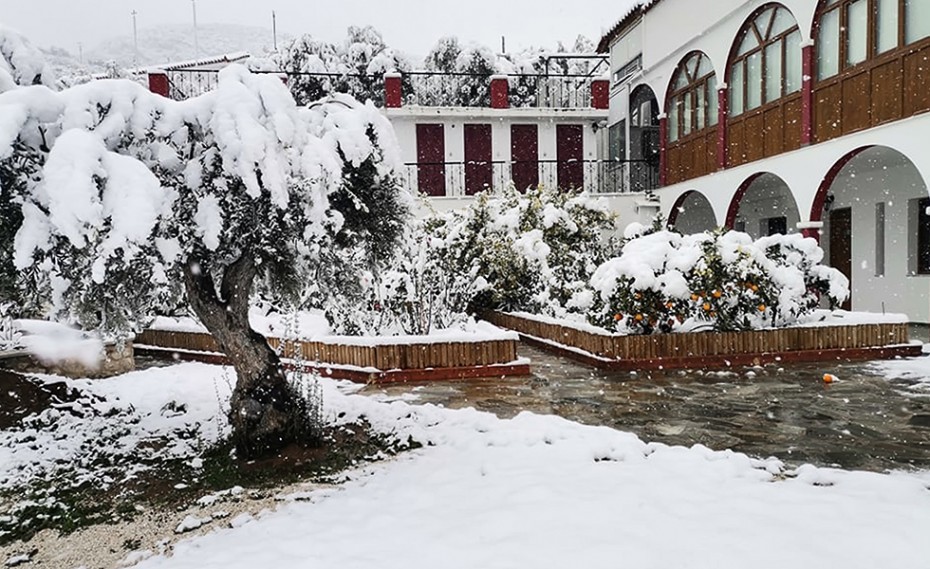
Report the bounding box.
[556,124,584,190]
[830,207,853,311]
[511,124,538,192]
[464,124,492,196]
[416,124,445,197]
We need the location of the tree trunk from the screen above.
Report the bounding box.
[183,255,301,458]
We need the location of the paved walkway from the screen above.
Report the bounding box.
[364,344,930,472]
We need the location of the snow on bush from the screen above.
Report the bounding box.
[0,25,55,93]
[582,225,849,334]
[318,220,483,336]
[433,185,616,316]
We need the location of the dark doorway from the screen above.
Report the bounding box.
[416,124,445,196]
[767,216,788,236]
[830,207,853,311]
[556,124,584,190]
[511,124,539,192]
[464,124,492,196]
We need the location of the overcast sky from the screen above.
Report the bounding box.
[2,0,639,57]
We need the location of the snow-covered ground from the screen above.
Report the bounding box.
[3,357,930,568]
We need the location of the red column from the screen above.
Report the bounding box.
[716,87,728,170]
[798,221,824,244]
[591,79,609,110]
[801,44,814,146]
[659,116,668,187]
[490,75,509,109]
[148,72,169,98]
[801,228,821,243]
[384,73,402,108]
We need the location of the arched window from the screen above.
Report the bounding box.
[817,0,930,80]
[667,52,718,143]
[729,5,802,116]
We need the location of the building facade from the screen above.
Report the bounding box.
[600,0,930,322]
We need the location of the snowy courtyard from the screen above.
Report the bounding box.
[2,352,930,568]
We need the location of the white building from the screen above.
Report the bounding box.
[599,0,930,322]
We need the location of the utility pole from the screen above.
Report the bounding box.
[272,11,277,52]
[191,0,200,59]
[131,10,139,65]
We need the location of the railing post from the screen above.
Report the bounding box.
[490,75,509,109]
[717,85,728,170]
[658,114,668,187]
[801,42,814,146]
[591,78,609,110]
[384,72,402,108]
[148,72,169,98]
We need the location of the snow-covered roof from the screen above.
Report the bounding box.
[140,51,251,73]
[596,0,661,53]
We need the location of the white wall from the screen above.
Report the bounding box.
[386,106,606,197]
[821,151,930,322]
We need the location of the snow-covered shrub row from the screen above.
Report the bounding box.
[0,63,407,340]
[261,26,412,107]
[315,220,484,336]
[580,224,849,334]
[432,185,616,317]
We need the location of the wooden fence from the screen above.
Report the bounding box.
[485,312,918,369]
[135,329,520,373]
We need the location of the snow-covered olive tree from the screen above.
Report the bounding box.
[0,65,408,456]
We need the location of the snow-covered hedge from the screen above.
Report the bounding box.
[435,185,616,316]
[314,220,482,336]
[579,225,849,334]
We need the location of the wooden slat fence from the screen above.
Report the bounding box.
[136,330,518,371]
[485,312,910,361]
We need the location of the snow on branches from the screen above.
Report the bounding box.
[0,24,55,93]
[583,226,850,335]
[0,64,406,339]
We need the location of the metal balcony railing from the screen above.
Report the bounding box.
[401,159,658,197]
[162,69,606,109]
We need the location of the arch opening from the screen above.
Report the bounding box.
[726,172,800,239]
[668,190,716,234]
[814,145,929,317]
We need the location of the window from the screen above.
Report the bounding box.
[918,197,930,275]
[875,202,886,277]
[608,120,626,161]
[666,52,717,141]
[818,0,930,80]
[729,5,801,117]
[906,0,930,43]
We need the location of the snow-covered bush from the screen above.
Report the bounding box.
[583,226,849,335]
[0,25,55,93]
[275,26,410,107]
[320,220,482,336]
[437,185,616,316]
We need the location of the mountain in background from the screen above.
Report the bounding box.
[42,23,288,77]
[87,23,285,67]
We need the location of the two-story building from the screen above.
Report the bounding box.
[600,0,930,321]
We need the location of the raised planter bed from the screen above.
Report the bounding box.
[485,311,922,371]
[134,325,529,384]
